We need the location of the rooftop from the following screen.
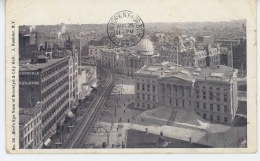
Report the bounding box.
[135,63,237,82]
[135,61,176,76]
[19,56,69,71]
[126,129,211,148]
[19,114,33,125]
[19,102,42,124]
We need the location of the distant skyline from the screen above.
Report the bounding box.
[7,0,251,26]
[19,19,246,26]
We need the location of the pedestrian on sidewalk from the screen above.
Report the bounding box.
[128,119,130,123]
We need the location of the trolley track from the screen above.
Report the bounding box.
[63,66,115,148]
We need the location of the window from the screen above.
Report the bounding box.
[188,89,191,98]
[147,104,150,109]
[224,106,227,113]
[147,85,150,92]
[210,104,213,111]
[196,91,199,99]
[203,113,206,119]
[147,95,150,101]
[217,105,220,111]
[182,100,184,107]
[152,85,156,93]
[216,93,220,101]
[153,95,156,101]
[203,86,206,90]
[203,92,206,99]
[142,94,145,100]
[203,103,206,110]
[137,93,140,99]
[210,93,213,100]
[137,83,140,90]
[142,84,145,91]
[224,93,228,102]
[210,114,213,121]
[189,101,191,107]
[217,116,220,121]
[197,102,200,109]
[224,117,228,123]
[142,103,145,108]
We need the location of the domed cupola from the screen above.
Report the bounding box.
[135,37,154,55]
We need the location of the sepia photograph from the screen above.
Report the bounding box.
[5,0,257,154]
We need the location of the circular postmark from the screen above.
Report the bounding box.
[107,10,145,47]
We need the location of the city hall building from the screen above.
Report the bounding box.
[133,62,238,124]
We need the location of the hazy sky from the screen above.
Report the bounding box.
[6,0,254,25]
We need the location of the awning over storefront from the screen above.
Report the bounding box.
[67,111,74,118]
[44,138,51,147]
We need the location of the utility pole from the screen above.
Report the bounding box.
[241,63,244,78]
[230,41,233,68]
[177,43,178,71]
[115,97,118,116]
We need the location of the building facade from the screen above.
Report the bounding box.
[159,36,221,68]
[78,65,98,100]
[88,45,106,61]
[100,37,160,77]
[133,63,238,124]
[19,51,71,143]
[19,102,43,149]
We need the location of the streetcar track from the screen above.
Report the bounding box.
[63,66,115,148]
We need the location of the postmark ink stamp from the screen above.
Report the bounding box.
[107,10,145,47]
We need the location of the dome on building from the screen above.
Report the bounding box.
[135,38,154,55]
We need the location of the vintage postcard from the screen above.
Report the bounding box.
[5,0,257,154]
